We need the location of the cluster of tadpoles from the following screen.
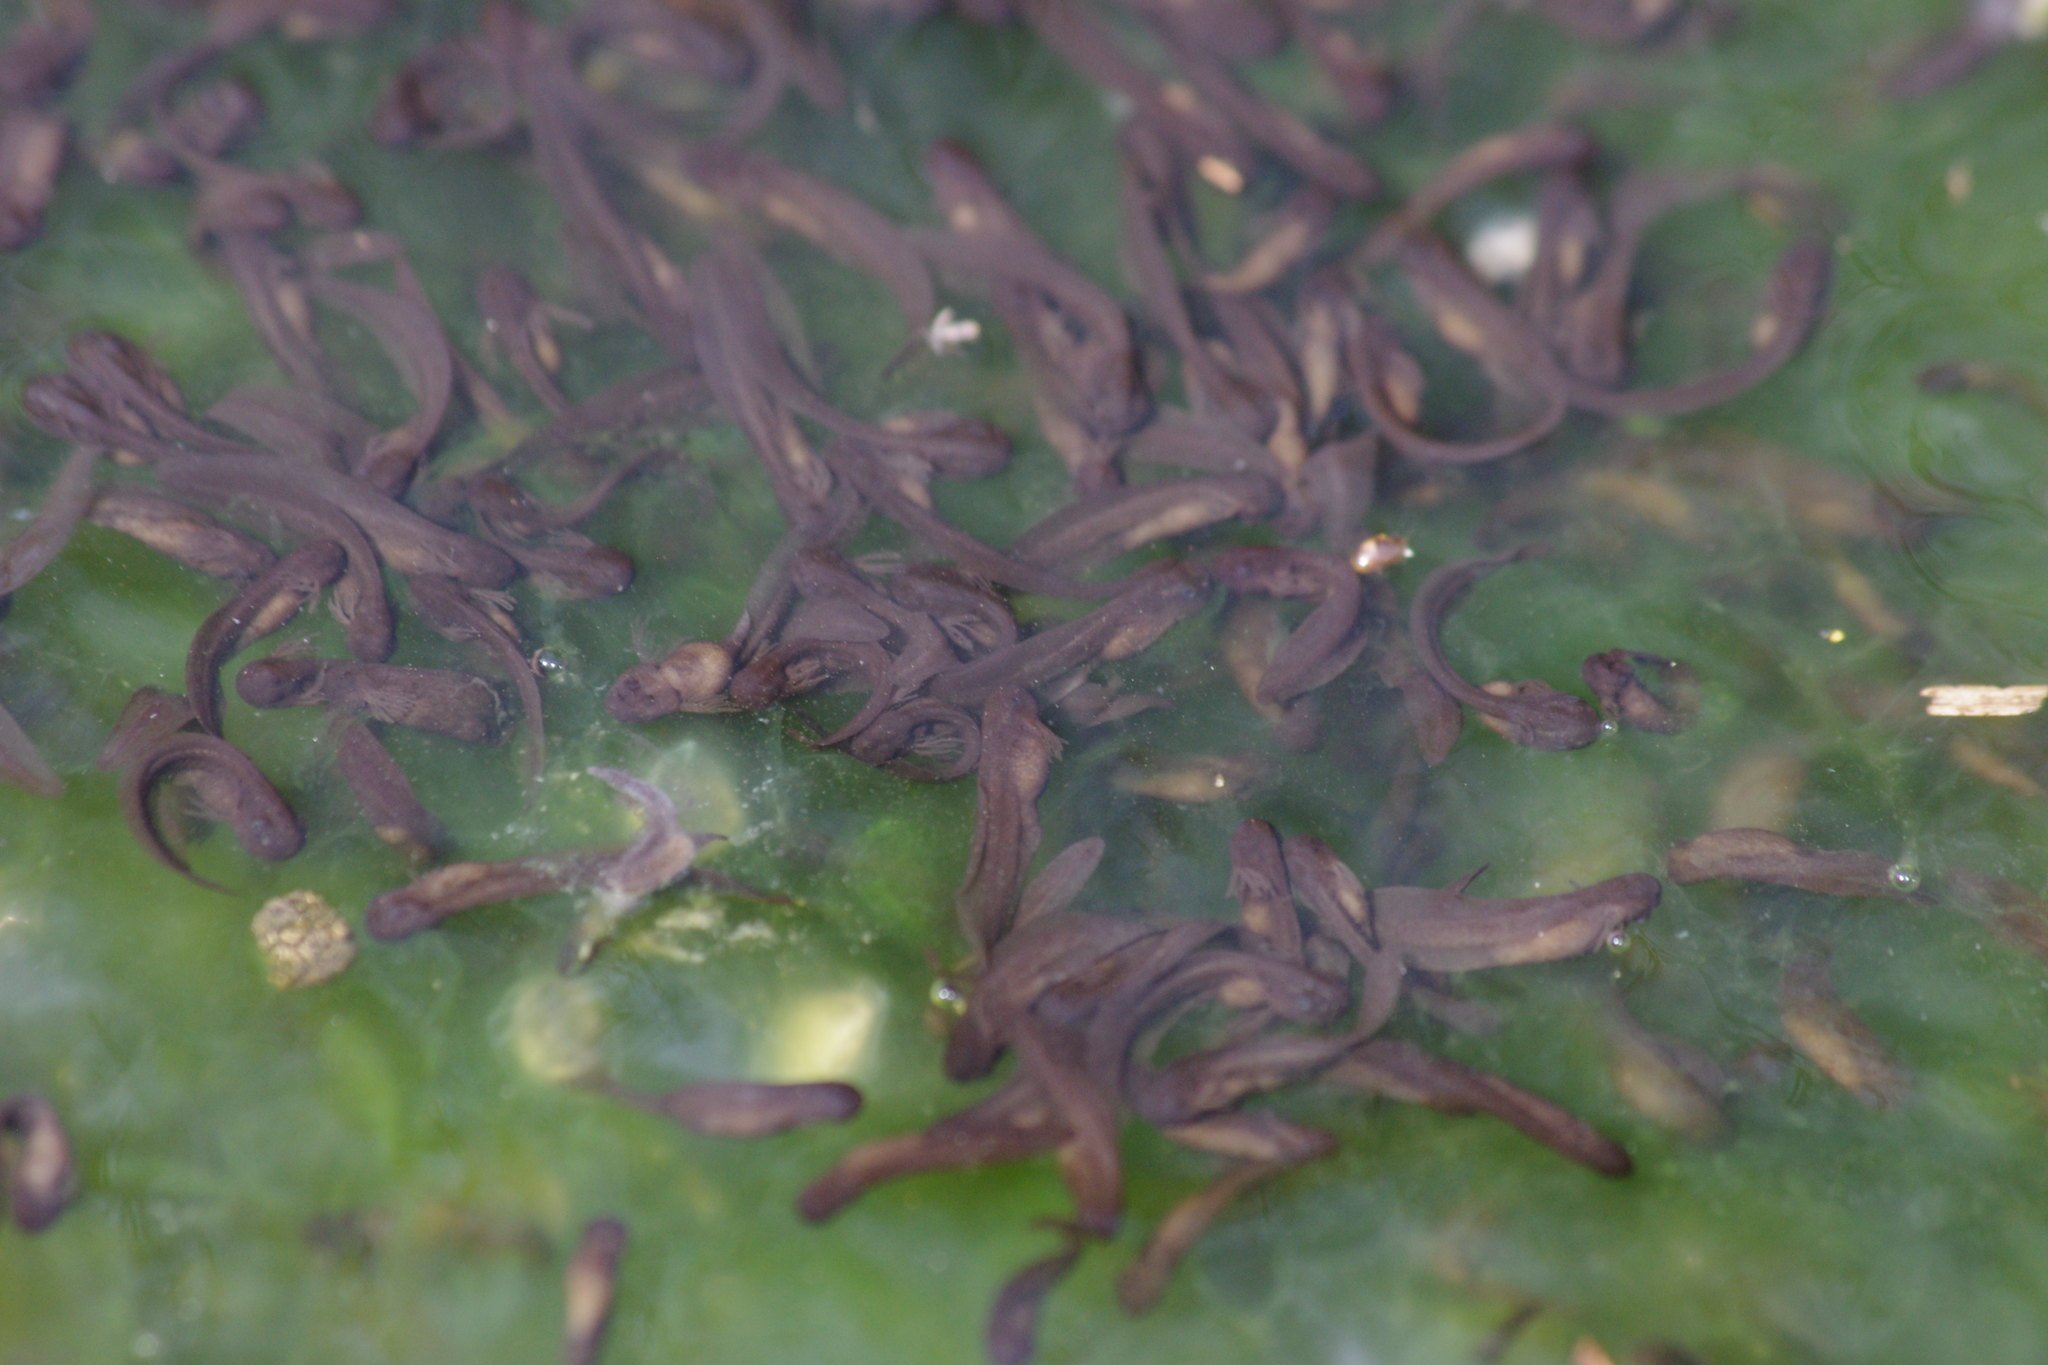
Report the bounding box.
[0,0,2034,1360]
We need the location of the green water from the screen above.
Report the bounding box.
[6,2,2048,1362]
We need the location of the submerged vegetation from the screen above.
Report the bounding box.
[5,0,2048,1362]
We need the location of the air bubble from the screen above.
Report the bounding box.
[1887,862,1922,893]
[1599,717,1621,736]
[1605,929,1633,953]
[928,979,965,1015]
[532,649,566,676]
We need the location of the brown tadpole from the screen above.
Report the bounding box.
[1325,1039,1634,1176]
[1778,942,1910,1109]
[605,640,736,722]
[1014,837,1106,928]
[331,719,444,861]
[466,473,636,601]
[0,444,100,601]
[1581,649,1699,734]
[943,913,1162,1082]
[584,770,707,906]
[1370,873,1661,972]
[187,541,347,736]
[1558,172,1831,419]
[1202,184,1336,294]
[1218,599,1321,751]
[407,573,547,784]
[1358,123,1596,264]
[477,264,586,413]
[1211,546,1368,706]
[927,561,1213,706]
[889,565,1019,658]
[600,1078,863,1140]
[235,657,503,744]
[796,1080,1069,1224]
[366,768,717,947]
[727,638,894,743]
[1666,828,1927,901]
[842,697,984,782]
[1227,819,1303,961]
[1409,544,1603,750]
[96,687,195,773]
[1280,833,1381,968]
[118,728,304,890]
[987,1228,1085,1365]
[561,1216,626,1365]
[364,854,589,941]
[1010,475,1278,572]
[151,452,516,590]
[1116,1151,1330,1315]
[691,143,935,349]
[918,139,1148,476]
[148,460,399,662]
[1131,1032,1355,1129]
[1340,243,1571,467]
[298,265,454,497]
[1,1093,76,1233]
[954,687,1062,962]
[85,488,278,581]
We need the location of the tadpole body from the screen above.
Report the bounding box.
[1409,545,1602,750]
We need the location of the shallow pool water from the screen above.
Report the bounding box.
[6,3,2048,1362]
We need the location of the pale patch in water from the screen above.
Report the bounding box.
[759,982,885,1082]
[642,740,746,836]
[503,975,605,1085]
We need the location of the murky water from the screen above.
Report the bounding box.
[6,2,2048,1362]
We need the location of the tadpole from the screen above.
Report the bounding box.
[1409,545,1602,750]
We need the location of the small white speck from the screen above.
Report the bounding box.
[1465,213,1538,285]
[925,306,981,355]
[132,1332,162,1360]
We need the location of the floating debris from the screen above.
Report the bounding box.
[250,890,356,990]
[1920,684,2048,717]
